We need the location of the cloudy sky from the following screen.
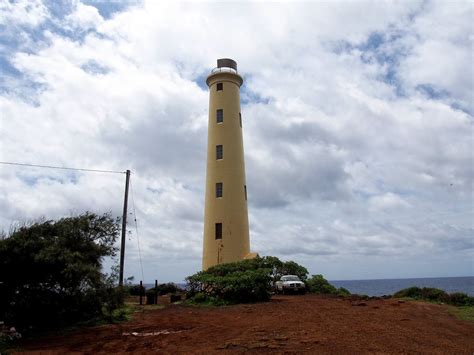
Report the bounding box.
[0,0,472,282]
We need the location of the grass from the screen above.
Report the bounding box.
[393,296,474,323]
[184,296,233,307]
[448,306,474,322]
[128,303,165,313]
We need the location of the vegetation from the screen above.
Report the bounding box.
[124,282,181,298]
[0,212,126,334]
[150,282,182,296]
[393,287,474,306]
[186,256,308,305]
[122,276,148,296]
[306,274,351,296]
[126,284,146,296]
[263,256,309,281]
[448,306,474,322]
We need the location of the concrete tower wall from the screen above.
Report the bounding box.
[202,63,250,270]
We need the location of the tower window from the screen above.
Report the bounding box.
[244,185,247,200]
[216,83,223,91]
[216,145,223,160]
[216,109,223,123]
[216,182,223,198]
[215,223,222,239]
[239,113,242,127]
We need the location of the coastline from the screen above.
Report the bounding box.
[330,276,474,296]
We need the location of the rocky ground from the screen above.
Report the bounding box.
[15,294,474,353]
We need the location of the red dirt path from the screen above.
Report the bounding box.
[17,295,474,354]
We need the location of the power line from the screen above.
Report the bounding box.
[0,161,126,174]
[129,177,145,283]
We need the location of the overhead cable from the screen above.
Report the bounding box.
[0,161,125,174]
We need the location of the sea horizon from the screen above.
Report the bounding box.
[329,276,474,296]
[329,275,474,282]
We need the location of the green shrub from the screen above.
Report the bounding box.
[187,268,271,304]
[393,286,422,298]
[306,274,350,296]
[186,257,282,304]
[393,287,449,301]
[153,282,181,295]
[186,256,311,305]
[449,293,474,307]
[337,287,351,296]
[102,285,128,322]
[145,288,153,297]
[126,284,146,296]
[421,287,449,302]
[393,287,474,306]
[276,260,309,281]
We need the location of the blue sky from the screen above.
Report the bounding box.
[0,0,472,282]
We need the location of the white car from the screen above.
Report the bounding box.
[274,275,306,294]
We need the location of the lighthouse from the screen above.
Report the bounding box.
[202,58,255,270]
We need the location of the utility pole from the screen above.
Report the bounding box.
[119,169,131,286]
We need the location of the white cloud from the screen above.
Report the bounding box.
[0,0,472,281]
[369,192,411,211]
[0,0,48,27]
[65,2,103,30]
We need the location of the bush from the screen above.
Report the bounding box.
[0,212,123,333]
[187,268,272,304]
[126,284,146,296]
[186,258,275,304]
[276,260,309,281]
[186,256,310,305]
[306,274,350,296]
[449,292,474,307]
[393,286,423,298]
[337,287,351,296]
[154,282,181,295]
[422,288,449,302]
[393,287,474,306]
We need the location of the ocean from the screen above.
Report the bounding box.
[329,276,474,297]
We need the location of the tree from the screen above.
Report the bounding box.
[186,256,309,304]
[254,256,309,281]
[0,212,123,333]
[278,260,309,281]
[186,258,272,304]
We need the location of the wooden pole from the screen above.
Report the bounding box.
[119,169,131,286]
[139,280,143,305]
[155,279,158,304]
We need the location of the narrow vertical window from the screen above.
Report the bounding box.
[215,223,222,239]
[216,83,223,91]
[216,109,223,123]
[216,145,223,160]
[244,185,247,200]
[239,113,242,127]
[216,182,223,198]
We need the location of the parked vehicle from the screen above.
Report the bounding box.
[274,275,306,294]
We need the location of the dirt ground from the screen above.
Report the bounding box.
[16,294,474,354]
